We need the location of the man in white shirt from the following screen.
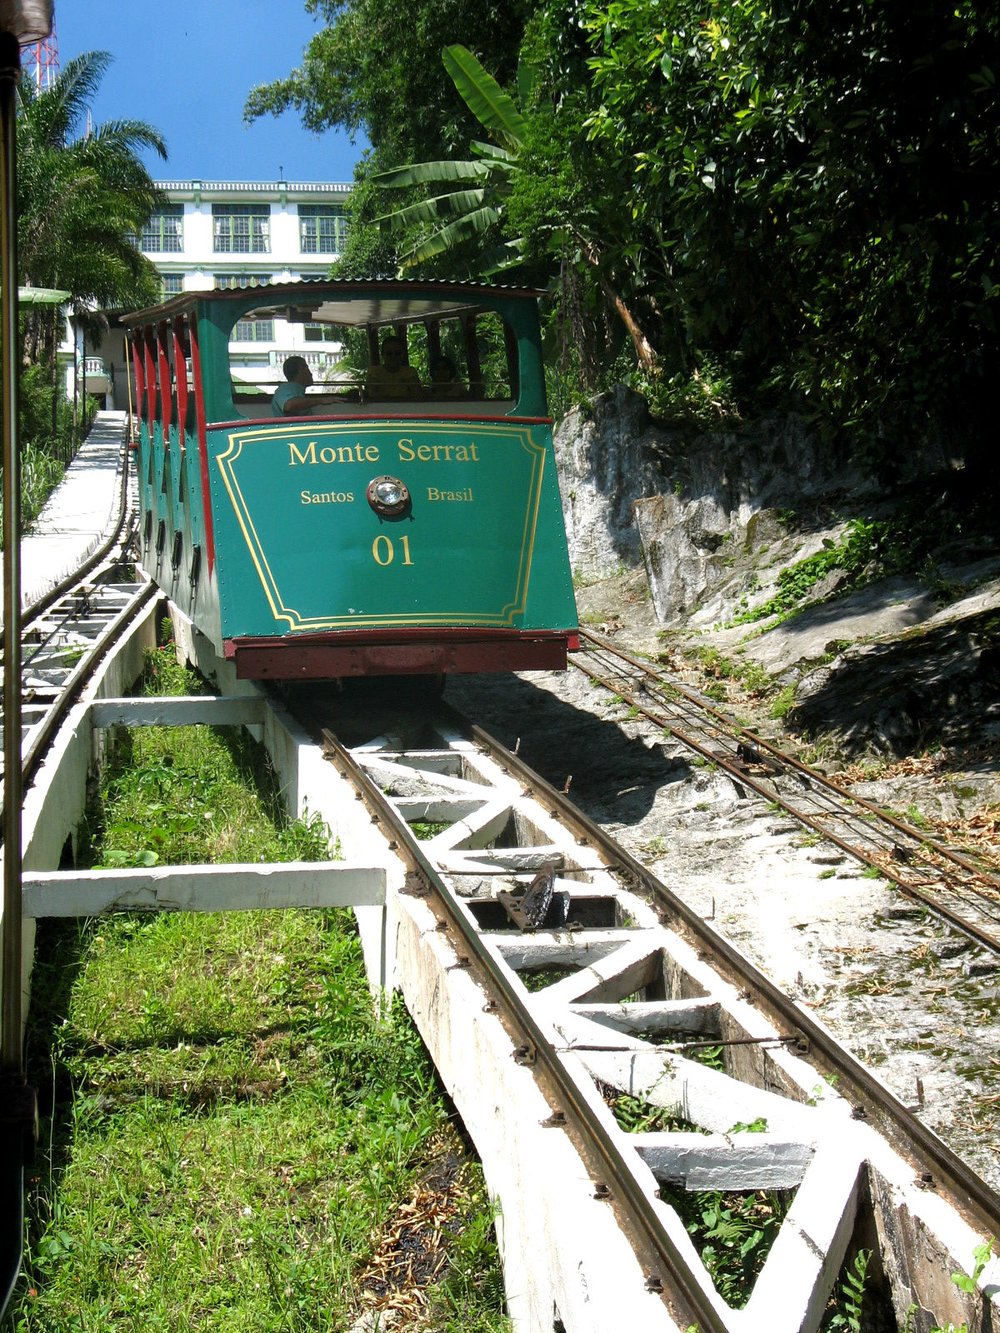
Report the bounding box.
[272,356,314,416]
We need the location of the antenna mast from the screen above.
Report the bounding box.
[22,6,59,91]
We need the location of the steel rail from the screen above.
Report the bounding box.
[0,420,142,807]
[738,724,1000,888]
[454,711,1000,1242]
[320,726,728,1332]
[574,636,1000,954]
[13,579,157,796]
[574,652,1000,958]
[579,628,1000,891]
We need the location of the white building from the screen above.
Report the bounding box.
[71,177,352,409]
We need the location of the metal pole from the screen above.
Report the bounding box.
[0,29,36,1319]
[0,26,23,1081]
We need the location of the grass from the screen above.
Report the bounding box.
[6,643,509,1333]
[22,443,68,530]
[768,684,797,720]
[0,442,68,544]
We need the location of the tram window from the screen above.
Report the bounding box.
[470,312,513,400]
[225,301,356,413]
[219,298,521,415]
[364,315,515,402]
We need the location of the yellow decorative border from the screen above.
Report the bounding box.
[213,420,546,631]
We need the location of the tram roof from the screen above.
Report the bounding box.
[122,277,546,328]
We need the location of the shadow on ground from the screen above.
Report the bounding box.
[789,610,1000,762]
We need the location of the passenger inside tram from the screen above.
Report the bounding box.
[271,355,314,416]
[429,355,467,398]
[365,335,425,400]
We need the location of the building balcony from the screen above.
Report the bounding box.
[80,357,112,394]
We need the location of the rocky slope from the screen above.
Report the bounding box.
[555,386,1000,766]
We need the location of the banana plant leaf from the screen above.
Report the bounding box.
[443,44,528,150]
[400,206,502,267]
[373,158,490,188]
[468,143,519,178]
[479,238,528,275]
[375,188,487,232]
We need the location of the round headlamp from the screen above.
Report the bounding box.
[366,475,411,517]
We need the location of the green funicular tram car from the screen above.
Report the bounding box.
[124,279,579,681]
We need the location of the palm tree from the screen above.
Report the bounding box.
[16,50,167,365]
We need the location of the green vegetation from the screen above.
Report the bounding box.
[824,1249,872,1331]
[693,646,773,699]
[518,964,580,991]
[902,1238,995,1333]
[727,1118,767,1135]
[605,1089,707,1136]
[17,51,165,357]
[728,514,942,627]
[8,48,165,534]
[410,820,451,841]
[0,366,95,544]
[250,0,1000,483]
[372,45,531,275]
[686,1044,725,1072]
[768,686,797,721]
[659,1182,791,1309]
[13,445,63,537]
[950,1237,993,1296]
[7,645,509,1332]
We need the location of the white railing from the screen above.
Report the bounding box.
[154,179,352,194]
[267,348,342,371]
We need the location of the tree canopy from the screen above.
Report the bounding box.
[248,0,1000,472]
[371,45,530,276]
[244,0,534,166]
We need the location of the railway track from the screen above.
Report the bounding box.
[0,432,154,797]
[574,629,1000,956]
[9,568,156,788]
[6,554,1000,1326]
[286,684,1000,1330]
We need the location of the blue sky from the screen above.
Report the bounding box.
[49,0,365,183]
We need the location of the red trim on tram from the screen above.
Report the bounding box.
[172,315,189,441]
[142,328,157,430]
[187,319,215,573]
[223,628,575,680]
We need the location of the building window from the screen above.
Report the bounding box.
[141,206,184,253]
[213,205,270,254]
[214,273,270,290]
[303,323,340,342]
[298,204,348,254]
[161,275,184,298]
[233,319,275,341]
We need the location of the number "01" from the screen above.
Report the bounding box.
[371,534,414,566]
